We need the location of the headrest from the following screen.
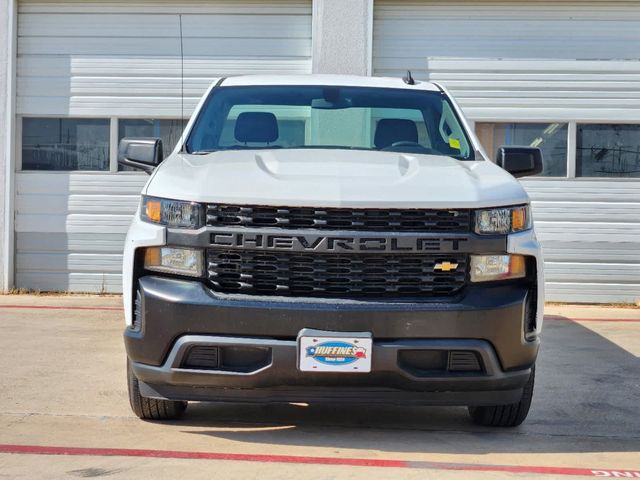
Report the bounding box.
[374,119,419,149]
[234,112,279,143]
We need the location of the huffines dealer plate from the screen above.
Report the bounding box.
[298,329,372,373]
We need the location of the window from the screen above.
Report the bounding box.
[118,119,183,171]
[476,123,568,177]
[218,107,307,148]
[187,86,474,160]
[22,118,110,171]
[577,124,640,178]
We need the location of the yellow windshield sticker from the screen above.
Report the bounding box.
[449,137,461,149]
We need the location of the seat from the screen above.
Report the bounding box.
[374,119,419,149]
[234,112,279,144]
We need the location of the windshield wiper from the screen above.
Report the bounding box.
[190,149,218,155]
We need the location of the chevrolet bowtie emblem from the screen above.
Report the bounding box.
[434,261,459,272]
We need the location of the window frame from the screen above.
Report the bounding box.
[575,122,640,179]
[475,120,572,179]
[19,115,114,173]
[17,115,183,174]
[17,115,640,180]
[116,117,186,171]
[475,120,640,181]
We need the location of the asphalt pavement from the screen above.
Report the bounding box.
[0,295,638,479]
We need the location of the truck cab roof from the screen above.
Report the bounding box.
[219,74,442,91]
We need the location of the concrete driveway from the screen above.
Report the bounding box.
[0,295,638,479]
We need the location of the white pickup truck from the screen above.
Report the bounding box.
[120,74,544,427]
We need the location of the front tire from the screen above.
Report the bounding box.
[127,361,187,420]
[468,364,535,427]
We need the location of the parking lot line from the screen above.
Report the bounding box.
[1,444,638,478]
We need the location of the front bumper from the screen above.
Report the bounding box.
[125,275,538,406]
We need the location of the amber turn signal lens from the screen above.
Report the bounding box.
[511,207,528,232]
[509,254,526,277]
[145,199,162,223]
[144,247,161,267]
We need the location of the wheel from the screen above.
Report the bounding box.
[468,364,535,427]
[127,361,187,420]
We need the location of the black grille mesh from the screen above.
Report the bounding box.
[207,249,467,298]
[206,204,470,232]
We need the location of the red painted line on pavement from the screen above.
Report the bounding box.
[545,315,640,323]
[0,444,403,468]
[1,444,639,478]
[410,460,640,477]
[0,305,123,311]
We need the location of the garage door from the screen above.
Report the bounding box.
[15,0,312,292]
[373,1,640,303]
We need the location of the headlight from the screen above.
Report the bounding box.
[141,196,203,229]
[144,247,204,277]
[474,205,531,235]
[470,255,526,282]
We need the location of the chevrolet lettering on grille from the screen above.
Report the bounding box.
[210,232,468,253]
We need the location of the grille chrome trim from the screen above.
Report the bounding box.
[206,204,471,233]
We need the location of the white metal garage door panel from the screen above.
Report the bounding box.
[373,1,640,303]
[17,0,312,116]
[523,179,640,303]
[15,0,312,293]
[15,173,148,293]
[374,1,640,78]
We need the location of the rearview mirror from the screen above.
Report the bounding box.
[118,138,163,174]
[495,146,543,178]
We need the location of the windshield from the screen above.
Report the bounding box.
[186,85,474,160]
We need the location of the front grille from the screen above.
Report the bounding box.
[207,249,468,298]
[206,204,471,232]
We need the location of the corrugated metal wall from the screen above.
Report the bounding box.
[417,58,640,123]
[15,0,312,292]
[373,1,640,303]
[373,0,640,78]
[17,0,312,116]
[522,179,640,303]
[15,174,147,292]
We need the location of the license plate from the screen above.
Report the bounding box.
[298,331,372,373]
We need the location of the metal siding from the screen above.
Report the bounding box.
[420,59,640,123]
[524,179,640,303]
[374,1,640,73]
[15,0,312,293]
[15,173,147,292]
[374,1,640,303]
[374,2,640,123]
[17,0,312,117]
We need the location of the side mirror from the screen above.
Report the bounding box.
[118,138,163,174]
[495,146,543,178]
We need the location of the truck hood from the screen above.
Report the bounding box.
[144,149,529,208]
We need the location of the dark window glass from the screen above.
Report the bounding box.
[219,118,306,148]
[577,124,640,177]
[22,118,110,171]
[118,119,183,171]
[476,123,568,177]
[186,86,475,160]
